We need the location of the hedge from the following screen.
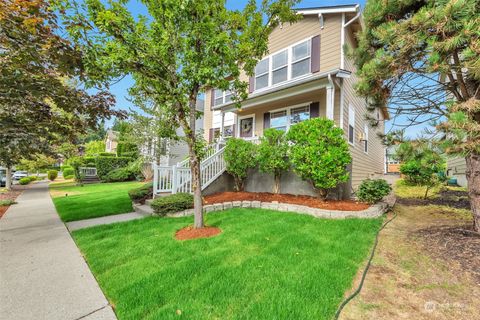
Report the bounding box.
[62,167,75,177]
[150,193,193,216]
[98,152,116,157]
[95,156,132,180]
[128,182,153,204]
[103,167,135,182]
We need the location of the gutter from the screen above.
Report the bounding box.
[212,69,351,111]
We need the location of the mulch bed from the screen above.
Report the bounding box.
[175,226,222,240]
[0,187,25,219]
[415,224,480,283]
[397,189,471,210]
[204,191,370,211]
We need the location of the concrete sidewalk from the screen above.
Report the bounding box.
[0,181,116,320]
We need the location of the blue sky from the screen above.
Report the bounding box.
[106,0,428,137]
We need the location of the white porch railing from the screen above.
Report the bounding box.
[153,145,226,195]
[79,167,97,177]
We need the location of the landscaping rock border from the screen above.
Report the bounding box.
[163,200,390,219]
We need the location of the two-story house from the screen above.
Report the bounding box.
[202,4,388,196]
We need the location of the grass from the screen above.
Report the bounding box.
[394,179,443,199]
[50,181,142,222]
[0,199,16,206]
[73,208,382,320]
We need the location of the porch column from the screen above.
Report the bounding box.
[220,111,225,142]
[326,85,335,120]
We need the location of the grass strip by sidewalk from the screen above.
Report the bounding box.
[50,181,142,222]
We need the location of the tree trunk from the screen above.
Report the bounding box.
[273,174,281,194]
[191,154,203,229]
[466,152,480,232]
[318,188,328,200]
[234,177,244,192]
[5,166,12,190]
[424,185,430,200]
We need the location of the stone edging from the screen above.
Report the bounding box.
[165,200,390,219]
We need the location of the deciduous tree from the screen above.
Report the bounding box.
[0,0,122,189]
[59,0,298,228]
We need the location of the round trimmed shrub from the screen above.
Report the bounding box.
[128,182,153,204]
[47,170,58,181]
[19,177,30,185]
[356,179,391,204]
[286,118,352,200]
[151,193,193,216]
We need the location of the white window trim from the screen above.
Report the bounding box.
[237,114,256,138]
[269,102,311,132]
[213,84,233,107]
[254,36,313,93]
[363,123,369,154]
[348,104,355,146]
[255,58,270,91]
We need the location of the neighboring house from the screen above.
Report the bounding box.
[203,4,387,197]
[143,99,205,167]
[105,130,119,153]
[385,145,401,174]
[446,157,467,187]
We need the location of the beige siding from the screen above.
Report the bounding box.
[205,13,344,135]
[203,90,213,141]
[343,27,385,190]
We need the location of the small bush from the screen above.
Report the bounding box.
[19,177,30,185]
[224,138,257,191]
[64,175,74,180]
[356,179,391,204]
[128,182,153,204]
[104,167,135,182]
[27,176,37,182]
[62,167,75,177]
[47,170,58,181]
[151,193,193,216]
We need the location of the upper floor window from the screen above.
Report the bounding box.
[213,88,233,106]
[254,38,312,92]
[348,104,355,145]
[292,40,311,78]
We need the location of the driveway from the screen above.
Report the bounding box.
[0,181,116,320]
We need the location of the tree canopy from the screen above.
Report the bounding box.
[352,0,480,231]
[58,0,299,228]
[0,0,122,185]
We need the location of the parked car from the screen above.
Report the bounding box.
[13,171,28,180]
[0,169,6,187]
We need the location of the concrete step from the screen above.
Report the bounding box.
[133,203,154,216]
[145,199,153,206]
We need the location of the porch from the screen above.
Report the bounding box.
[211,71,346,142]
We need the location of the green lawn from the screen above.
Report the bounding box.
[50,181,142,222]
[73,208,382,319]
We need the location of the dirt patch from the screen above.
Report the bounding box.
[204,192,369,211]
[0,187,25,219]
[175,226,222,241]
[397,189,470,210]
[340,205,480,320]
[415,224,480,283]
